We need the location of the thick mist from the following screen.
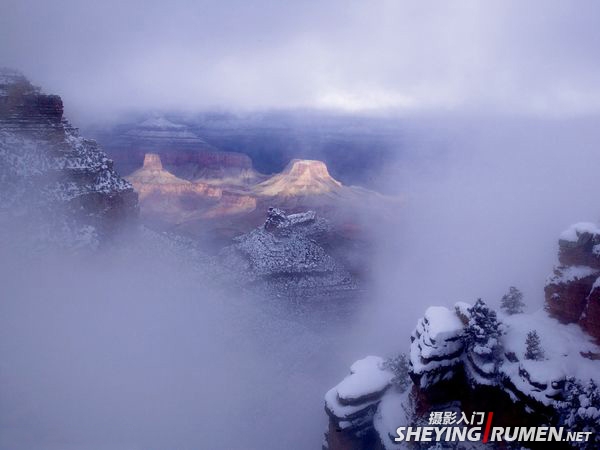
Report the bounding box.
[0,227,372,450]
[361,115,600,355]
[3,0,600,119]
[2,115,600,449]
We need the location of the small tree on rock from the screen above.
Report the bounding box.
[501,286,525,315]
[463,299,504,380]
[382,354,410,392]
[524,330,544,361]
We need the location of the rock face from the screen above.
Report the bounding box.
[126,153,256,222]
[220,208,357,299]
[92,116,265,184]
[117,151,393,263]
[127,153,221,200]
[161,150,262,185]
[0,69,137,247]
[0,69,64,127]
[545,222,600,341]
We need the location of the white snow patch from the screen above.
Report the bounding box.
[559,222,600,243]
[423,306,464,342]
[547,265,598,285]
[335,356,393,403]
[501,309,600,404]
[373,389,411,450]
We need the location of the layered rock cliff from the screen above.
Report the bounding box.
[0,69,137,248]
[126,153,256,223]
[92,116,265,184]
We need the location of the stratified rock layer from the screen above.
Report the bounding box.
[0,69,137,247]
[126,153,256,222]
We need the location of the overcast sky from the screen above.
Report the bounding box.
[2,0,600,119]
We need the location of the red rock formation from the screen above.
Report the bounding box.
[580,282,600,339]
[545,267,598,324]
[545,223,600,341]
[127,153,222,200]
[126,153,262,223]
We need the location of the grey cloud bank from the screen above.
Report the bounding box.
[2,0,600,120]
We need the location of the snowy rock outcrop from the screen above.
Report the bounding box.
[325,300,600,449]
[325,356,396,449]
[409,306,465,389]
[0,69,137,248]
[545,222,600,341]
[220,207,357,299]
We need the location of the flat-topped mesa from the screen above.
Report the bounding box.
[127,153,220,194]
[254,159,343,197]
[285,158,335,178]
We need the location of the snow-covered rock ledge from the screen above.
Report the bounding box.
[324,222,600,450]
[324,303,600,450]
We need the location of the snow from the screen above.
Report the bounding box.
[423,306,464,342]
[501,309,600,405]
[411,306,464,363]
[0,104,135,251]
[324,386,381,420]
[335,356,393,403]
[559,222,600,243]
[546,265,598,285]
[219,210,356,297]
[373,389,411,450]
[409,306,465,388]
[287,210,316,226]
[454,301,471,317]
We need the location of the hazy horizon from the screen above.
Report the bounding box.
[3,0,600,122]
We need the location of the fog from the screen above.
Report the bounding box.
[3,115,600,449]
[0,232,369,450]
[3,0,600,120]
[363,116,600,355]
[3,0,600,448]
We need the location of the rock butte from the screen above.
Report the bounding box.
[254,159,343,197]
